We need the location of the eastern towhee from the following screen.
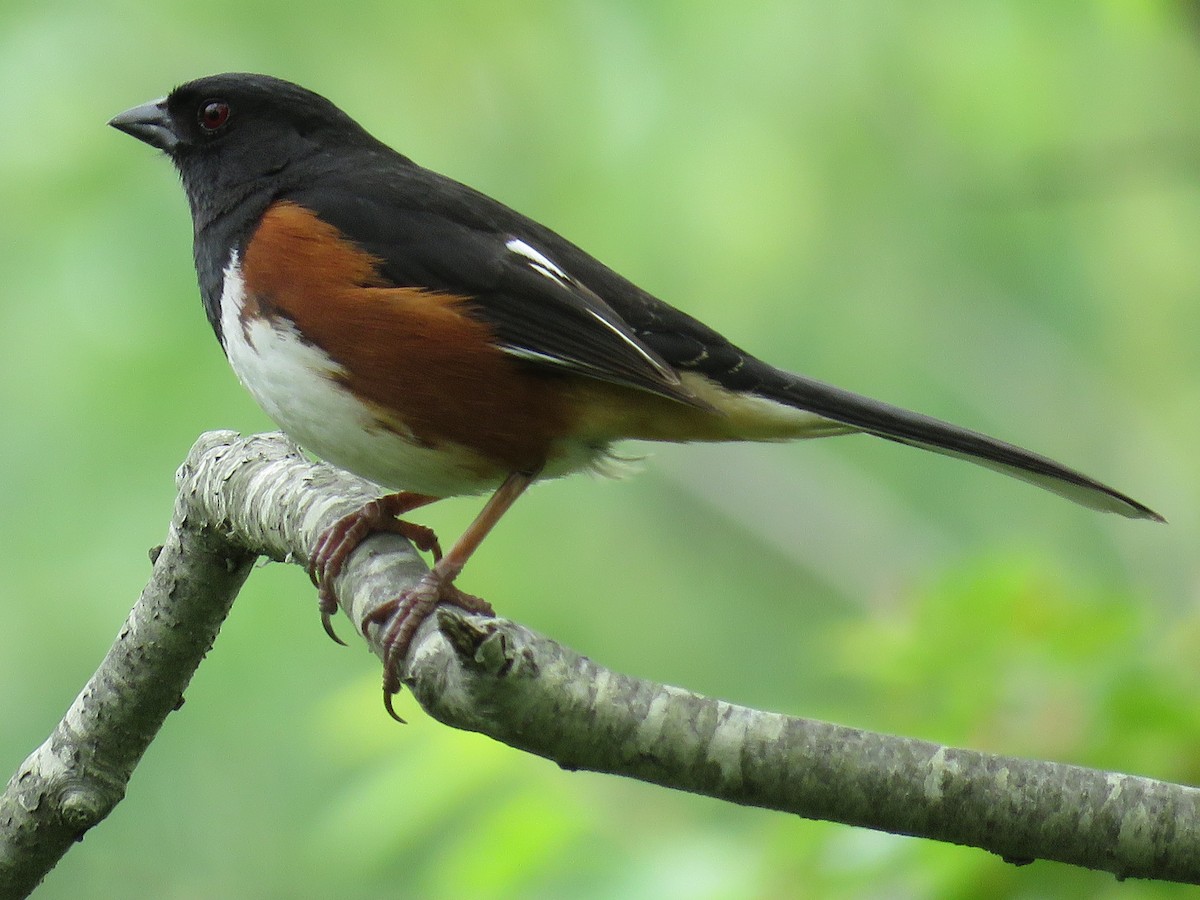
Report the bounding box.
[110,73,1161,717]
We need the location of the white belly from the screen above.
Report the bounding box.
[219,256,505,497]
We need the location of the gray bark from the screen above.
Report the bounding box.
[1,431,1195,897]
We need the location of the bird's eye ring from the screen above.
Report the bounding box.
[199,100,231,132]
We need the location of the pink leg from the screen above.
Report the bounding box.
[363,471,537,721]
[308,492,441,644]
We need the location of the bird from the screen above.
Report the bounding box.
[110,73,1161,717]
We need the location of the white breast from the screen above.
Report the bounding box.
[217,255,503,498]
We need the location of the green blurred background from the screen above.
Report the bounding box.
[2,1,1198,897]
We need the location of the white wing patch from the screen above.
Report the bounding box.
[502,236,675,380]
[505,237,571,285]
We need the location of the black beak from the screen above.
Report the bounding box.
[109,98,178,152]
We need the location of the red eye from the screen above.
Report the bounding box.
[199,100,230,131]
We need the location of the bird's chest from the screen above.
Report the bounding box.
[215,255,507,497]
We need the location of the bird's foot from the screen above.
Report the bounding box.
[308,493,441,645]
[363,572,495,722]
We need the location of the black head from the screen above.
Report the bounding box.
[112,74,400,336]
[110,74,388,227]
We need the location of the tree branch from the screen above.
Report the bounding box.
[2,430,1196,895]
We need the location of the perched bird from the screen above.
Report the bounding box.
[110,73,1160,716]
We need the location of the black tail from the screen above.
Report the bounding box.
[757,366,1163,522]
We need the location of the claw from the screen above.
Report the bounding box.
[366,571,497,721]
[320,607,347,646]
[307,492,441,649]
[383,690,407,724]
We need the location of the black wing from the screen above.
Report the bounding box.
[285,159,723,406]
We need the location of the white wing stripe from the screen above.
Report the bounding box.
[503,236,678,381]
[505,237,570,284]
